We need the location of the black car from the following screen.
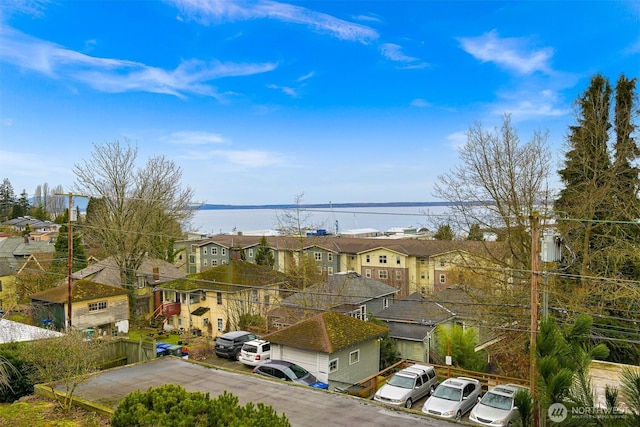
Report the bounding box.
[214,331,257,360]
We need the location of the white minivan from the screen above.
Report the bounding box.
[239,339,271,366]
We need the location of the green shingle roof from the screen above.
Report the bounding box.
[29,279,128,303]
[262,311,389,354]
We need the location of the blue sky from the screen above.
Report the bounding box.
[1,0,639,206]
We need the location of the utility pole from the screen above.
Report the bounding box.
[55,192,88,331]
[530,212,541,427]
[67,193,73,330]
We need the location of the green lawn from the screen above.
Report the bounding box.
[126,328,184,345]
[0,396,110,427]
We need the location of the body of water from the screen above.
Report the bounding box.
[188,205,452,235]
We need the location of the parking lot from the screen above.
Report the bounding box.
[65,357,463,426]
[203,354,473,424]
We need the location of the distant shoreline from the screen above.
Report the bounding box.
[196,201,452,210]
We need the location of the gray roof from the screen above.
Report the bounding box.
[281,272,398,310]
[0,236,55,275]
[72,256,186,287]
[384,321,435,341]
[375,292,454,324]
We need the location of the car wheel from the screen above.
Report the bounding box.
[404,398,412,409]
[455,410,462,421]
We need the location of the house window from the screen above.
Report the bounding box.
[203,260,208,266]
[365,269,371,278]
[251,289,258,301]
[190,244,196,252]
[349,350,360,365]
[222,248,226,256]
[379,255,387,264]
[396,256,401,265]
[440,260,446,267]
[395,271,402,280]
[314,252,322,261]
[366,255,370,263]
[189,255,196,263]
[383,298,389,308]
[203,248,208,255]
[203,318,209,327]
[212,260,218,266]
[353,304,366,320]
[212,247,218,255]
[421,272,426,280]
[439,274,446,283]
[328,253,333,262]
[419,258,426,264]
[328,266,334,275]
[217,318,224,331]
[248,249,254,258]
[221,260,227,265]
[264,295,270,306]
[378,270,388,280]
[88,301,107,311]
[329,359,338,373]
[217,292,223,305]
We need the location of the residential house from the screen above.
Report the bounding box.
[267,271,398,328]
[2,216,60,235]
[375,285,502,364]
[0,236,55,311]
[374,291,454,363]
[30,279,130,336]
[262,311,389,388]
[72,256,187,317]
[154,261,287,337]
[174,235,505,299]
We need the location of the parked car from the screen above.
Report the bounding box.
[214,331,257,360]
[239,339,271,366]
[422,376,482,421]
[469,384,529,426]
[252,360,329,389]
[373,364,438,409]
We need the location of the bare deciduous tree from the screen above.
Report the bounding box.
[73,140,195,293]
[433,113,552,277]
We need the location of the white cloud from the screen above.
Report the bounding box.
[171,0,379,44]
[410,99,431,108]
[183,148,291,168]
[0,27,277,97]
[446,131,467,149]
[297,71,315,82]
[491,87,570,120]
[164,131,228,145]
[380,43,428,69]
[380,43,418,62]
[267,83,298,97]
[457,29,554,74]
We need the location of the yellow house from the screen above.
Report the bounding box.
[153,261,286,338]
[29,279,130,336]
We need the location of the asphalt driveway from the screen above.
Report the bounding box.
[66,357,460,426]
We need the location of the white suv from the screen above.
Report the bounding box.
[239,339,271,366]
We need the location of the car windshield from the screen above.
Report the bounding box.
[480,392,513,410]
[433,385,462,401]
[286,364,309,380]
[387,374,415,389]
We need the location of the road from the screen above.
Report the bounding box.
[67,357,465,426]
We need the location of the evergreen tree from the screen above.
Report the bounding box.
[254,236,275,267]
[466,223,484,241]
[555,74,614,279]
[0,178,15,221]
[10,190,30,218]
[111,385,291,427]
[434,224,454,240]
